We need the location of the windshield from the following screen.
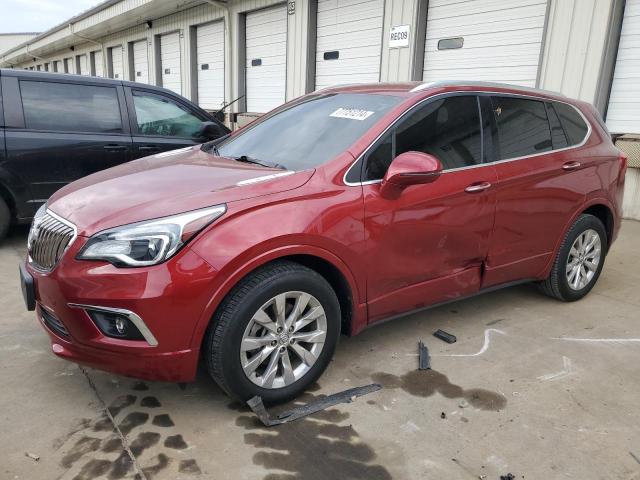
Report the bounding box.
[214,93,403,170]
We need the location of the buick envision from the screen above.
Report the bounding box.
[20,81,626,402]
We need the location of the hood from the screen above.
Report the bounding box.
[48,146,314,236]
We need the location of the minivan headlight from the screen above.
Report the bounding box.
[77,205,226,267]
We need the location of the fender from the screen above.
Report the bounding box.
[188,243,366,350]
[539,195,617,279]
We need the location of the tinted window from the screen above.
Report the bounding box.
[363,95,481,180]
[546,102,568,149]
[133,92,204,138]
[217,93,402,171]
[553,102,588,146]
[20,81,123,133]
[491,97,551,159]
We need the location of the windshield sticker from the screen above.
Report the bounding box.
[330,108,375,121]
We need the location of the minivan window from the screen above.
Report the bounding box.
[553,102,588,146]
[20,81,123,133]
[216,93,402,170]
[363,95,482,180]
[491,97,552,160]
[132,91,204,138]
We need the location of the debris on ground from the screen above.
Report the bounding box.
[247,383,382,427]
[434,329,457,344]
[25,452,40,461]
[500,474,515,480]
[440,412,446,419]
[630,451,640,465]
[418,340,431,370]
[459,400,469,408]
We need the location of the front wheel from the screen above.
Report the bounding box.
[539,214,608,301]
[204,261,341,403]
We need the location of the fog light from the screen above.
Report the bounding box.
[115,317,126,334]
[87,309,145,341]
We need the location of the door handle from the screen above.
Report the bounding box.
[465,181,492,193]
[103,144,128,152]
[138,145,161,152]
[562,161,581,171]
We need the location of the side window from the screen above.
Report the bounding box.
[132,91,204,138]
[545,102,568,149]
[553,102,588,146]
[20,81,123,133]
[363,96,482,180]
[491,97,552,160]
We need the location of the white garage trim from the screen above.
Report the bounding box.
[159,31,182,95]
[53,60,62,73]
[195,20,225,110]
[130,39,149,84]
[315,0,384,90]
[77,54,89,75]
[422,0,548,88]
[245,4,288,113]
[607,0,640,134]
[109,45,123,79]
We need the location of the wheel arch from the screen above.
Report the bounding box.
[581,203,614,250]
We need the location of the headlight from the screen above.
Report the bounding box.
[77,205,226,267]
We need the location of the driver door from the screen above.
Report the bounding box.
[126,88,208,158]
[361,95,498,323]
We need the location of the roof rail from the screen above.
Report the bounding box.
[409,80,565,97]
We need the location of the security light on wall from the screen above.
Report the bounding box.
[145,20,152,29]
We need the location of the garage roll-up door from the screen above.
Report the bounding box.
[607,0,640,134]
[315,0,384,90]
[245,5,287,113]
[54,60,63,73]
[196,21,225,110]
[78,55,89,75]
[160,32,182,95]
[132,40,149,83]
[423,0,548,87]
[110,46,123,79]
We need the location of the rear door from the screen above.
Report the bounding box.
[362,94,497,322]
[3,76,131,210]
[125,87,209,157]
[482,95,590,287]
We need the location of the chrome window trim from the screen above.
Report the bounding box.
[68,303,159,347]
[343,91,592,187]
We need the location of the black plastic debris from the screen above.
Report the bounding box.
[247,383,382,427]
[500,474,515,480]
[434,329,457,344]
[418,341,431,370]
[440,411,446,419]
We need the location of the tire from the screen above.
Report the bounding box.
[539,214,608,302]
[204,260,341,403]
[0,197,10,241]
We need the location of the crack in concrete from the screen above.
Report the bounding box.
[79,366,148,480]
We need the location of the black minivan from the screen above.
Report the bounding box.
[0,69,229,239]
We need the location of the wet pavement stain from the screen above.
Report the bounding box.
[132,381,149,391]
[118,412,149,435]
[142,453,170,479]
[140,396,162,408]
[179,459,202,475]
[371,370,506,411]
[164,434,188,450]
[62,436,102,468]
[236,392,392,480]
[152,414,175,427]
[129,432,161,456]
[73,458,112,480]
[107,395,136,417]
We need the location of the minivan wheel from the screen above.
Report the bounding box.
[204,260,341,403]
[0,198,10,241]
[539,214,608,302]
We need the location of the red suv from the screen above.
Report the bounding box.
[20,81,626,402]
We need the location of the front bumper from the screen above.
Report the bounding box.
[25,238,220,382]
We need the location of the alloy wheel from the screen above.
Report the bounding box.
[240,291,327,389]
[565,228,602,290]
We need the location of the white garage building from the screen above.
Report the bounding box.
[0,0,639,218]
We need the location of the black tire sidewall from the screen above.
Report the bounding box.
[556,215,608,301]
[213,268,340,403]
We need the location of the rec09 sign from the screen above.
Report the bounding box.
[389,25,410,48]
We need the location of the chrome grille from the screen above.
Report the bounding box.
[28,210,76,271]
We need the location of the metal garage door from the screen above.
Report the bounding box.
[160,32,182,95]
[132,39,149,83]
[607,0,640,134]
[64,57,74,74]
[245,5,287,113]
[93,50,104,76]
[423,0,548,87]
[54,60,62,73]
[110,46,123,79]
[196,21,225,110]
[78,54,89,75]
[315,0,384,90]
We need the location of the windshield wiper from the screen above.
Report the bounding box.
[232,155,287,170]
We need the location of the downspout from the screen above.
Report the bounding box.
[68,23,107,75]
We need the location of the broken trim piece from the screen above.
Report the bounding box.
[247,383,382,427]
[434,329,457,344]
[418,341,431,370]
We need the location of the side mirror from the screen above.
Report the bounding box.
[213,110,225,123]
[194,121,227,142]
[379,151,442,199]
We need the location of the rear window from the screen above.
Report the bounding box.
[553,102,589,146]
[20,81,123,133]
[491,97,552,160]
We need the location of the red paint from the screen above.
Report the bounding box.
[26,83,624,382]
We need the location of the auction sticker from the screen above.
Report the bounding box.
[330,108,375,121]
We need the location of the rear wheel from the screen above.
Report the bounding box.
[204,260,341,403]
[539,214,607,301]
[0,197,10,241]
